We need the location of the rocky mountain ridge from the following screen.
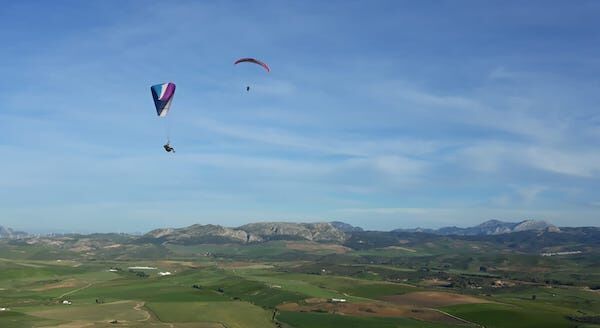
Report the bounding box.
[1,219,566,244]
[330,221,364,233]
[394,219,560,235]
[141,222,348,245]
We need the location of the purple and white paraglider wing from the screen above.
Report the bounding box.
[151,82,176,117]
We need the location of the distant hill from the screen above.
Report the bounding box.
[0,225,28,239]
[330,221,364,233]
[139,222,348,245]
[140,224,257,245]
[394,219,559,236]
[345,226,599,252]
[239,222,347,242]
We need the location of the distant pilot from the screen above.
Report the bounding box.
[163,143,175,153]
[246,86,250,92]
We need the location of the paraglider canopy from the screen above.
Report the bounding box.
[151,82,176,117]
[234,58,270,72]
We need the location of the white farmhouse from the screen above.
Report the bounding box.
[328,298,347,303]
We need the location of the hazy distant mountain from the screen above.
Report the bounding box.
[240,222,347,242]
[330,221,364,233]
[141,224,260,244]
[119,219,564,246]
[6,220,597,257]
[1,220,566,244]
[0,225,28,239]
[140,222,348,245]
[394,219,559,236]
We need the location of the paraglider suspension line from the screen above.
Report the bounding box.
[163,118,171,145]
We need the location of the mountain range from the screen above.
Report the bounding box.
[0,219,568,242]
[140,222,348,245]
[393,219,560,236]
[3,220,598,257]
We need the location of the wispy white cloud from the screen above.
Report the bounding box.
[457,141,600,178]
[515,185,547,204]
[191,117,449,158]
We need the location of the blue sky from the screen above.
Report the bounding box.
[1,1,599,232]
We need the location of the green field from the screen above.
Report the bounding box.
[0,238,598,328]
[277,311,456,328]
[147,301,274,327]
[444,303,574,328]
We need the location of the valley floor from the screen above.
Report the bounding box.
[0,239,598,328]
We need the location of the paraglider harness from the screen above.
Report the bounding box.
[163,143,175,153]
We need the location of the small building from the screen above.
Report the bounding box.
[127,266,157,270]
[0,307,9,311]
[62,300,72,305]
[492,280,505,288]
[158,271,172,276]
[328,298,347,303]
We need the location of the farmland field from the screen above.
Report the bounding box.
[0,234,598,328]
